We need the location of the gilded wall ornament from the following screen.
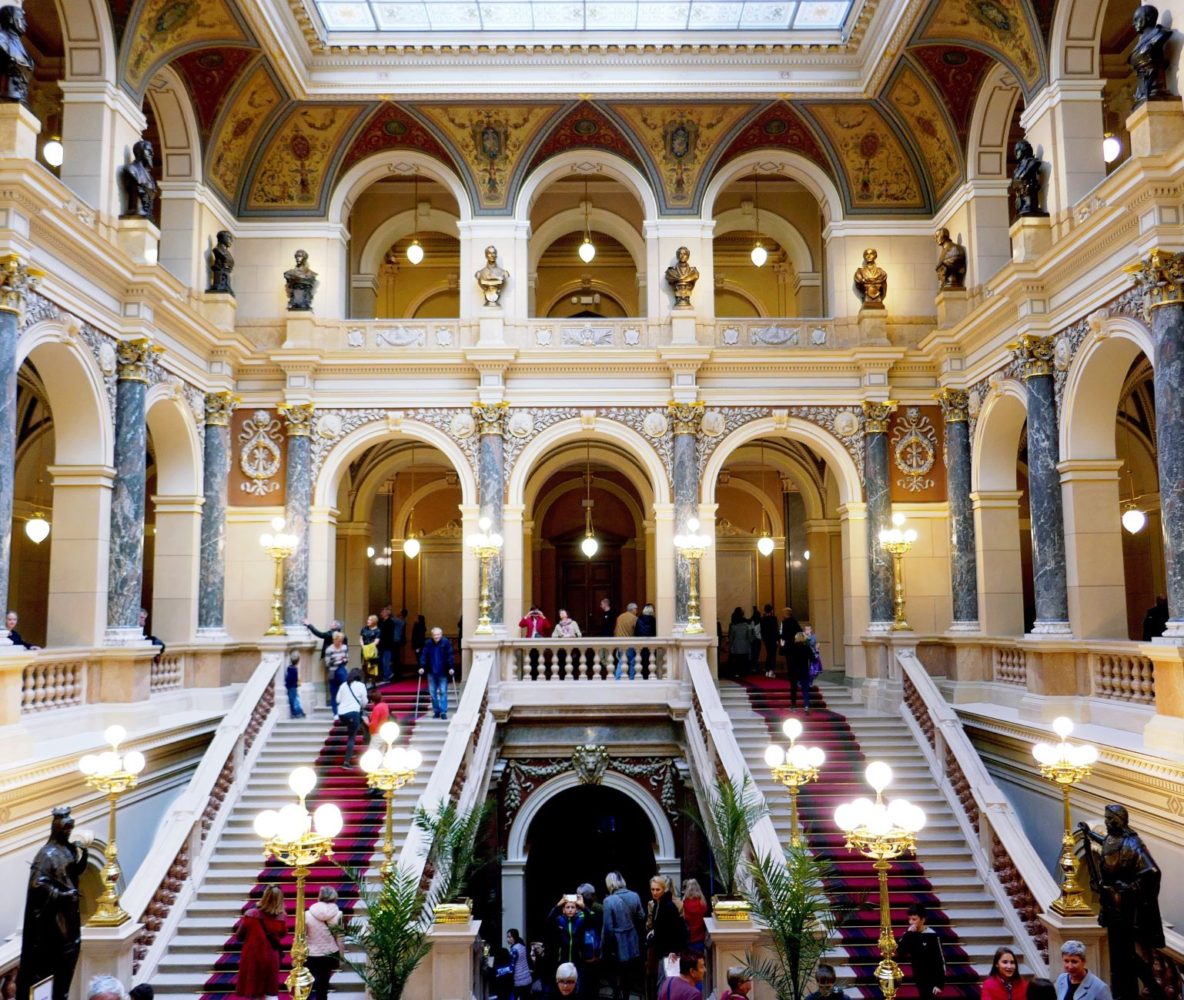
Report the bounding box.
[472,401,509,436]
[1126,248,1184,316]
[892,407,938,493]
[667,401,705,435]
[204,392,238,427]
[116,338,163,383]
[0,253,43,315]
[572,744,610,785]
[279,401,316,436]
[833,410,860,437]
[238,410,282,496]
[1009,334,1056,379]
[861,399,897,433]
[935,388,969,424]
[854,248,887,308]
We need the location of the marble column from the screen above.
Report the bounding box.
[197,391,236,636]
[473,403,507,625]
[1130,250,1184,638]
[0,255,40,641]
[106,338,160,642]
[280,402,315,628]
[862,401,896,628]
[669,402,703,625]
[1012,335,1070,633]
[937,389,980,629]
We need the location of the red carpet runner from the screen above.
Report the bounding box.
[741,676,980,999]
[200,679,422,1000]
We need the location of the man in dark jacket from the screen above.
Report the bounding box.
[377,606,397,681]
[597,597,615,637]
[759,604,780,676]
[896,905,946,999]
[304,617,346,658]
[419,626,455,719]
[779,607,802,665]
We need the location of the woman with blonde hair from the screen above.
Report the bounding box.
[360,614,381,687]
[234,884,286,1000]
[680,878,708,954]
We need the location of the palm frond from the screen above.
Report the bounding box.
[342,866,435,1000]
[684,773,768,896]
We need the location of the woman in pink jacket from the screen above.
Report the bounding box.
[306,886,343,1000]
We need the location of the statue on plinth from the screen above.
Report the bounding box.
[119,140,158,220]
[664,246,699,308]
[0,5,32,106]
[1078,804,1165,1000]
[207,231,235,295]
[475,245,508,306]
[284,250,317,311]
[1010,140,1048,218]
[1130,5,1173,108]
[853,247,887,308]
[16,807,91,1000]
[935,228,967,290]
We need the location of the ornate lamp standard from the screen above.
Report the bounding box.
[466,515,504,635]
[764,717,826,848]
[359,722,422,877]
[1033,716,1098,915]
[78,725,146,926]
[878,512,917,631]
[253,767,344,1000]
[674,516,711,635]
[834,762,926,1000]
[260,516,299,636]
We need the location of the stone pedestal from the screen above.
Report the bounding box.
[1126,100,1184,159]
[0,102,41,161]
[1010,216,1052,263]
[856,307,889,345]
[477,307,505,345]
[0,646,36,724]
[404,917,483,1000]
[283,314,318,348]
[670,310,698,345]
[76,921,142,1000]
[200,292,237,332]
[705,917,773,1000]
[936,289,970,328]
[115,217,160,266]
[1039,911,1107,983]
[95,644,155,703]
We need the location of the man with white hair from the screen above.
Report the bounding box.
[418,625,454,719]
[86,976,130,1000]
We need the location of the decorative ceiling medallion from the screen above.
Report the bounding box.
[573,118,600,136]
[833,410,859,437]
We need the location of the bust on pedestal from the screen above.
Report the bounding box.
[853,248,889,344]
[0,4,38,161]
[284,250,317,312]
[116,140,160,264]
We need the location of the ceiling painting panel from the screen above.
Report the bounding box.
[172,46,257,144]
[338,102,457,176]
[525,101,647,177]
[915,0,1044,93]
[909,45,996,151]
[206,61,286,204]
[122,0,251,93]
[716,101,835,180]
[885,62,962,203]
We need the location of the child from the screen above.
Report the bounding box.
[806,963,850,1000]
[720,967,753,998]
[285,651,306,718]
[804,624,823,681]
[896,905,947,999]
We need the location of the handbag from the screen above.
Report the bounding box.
[361,640,378,661]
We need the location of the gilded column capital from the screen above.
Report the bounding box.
[861,400,897,434]
[204,391,239,427]
[0,253,44,315]
[472,401,509,436]
[1008,334,1056,379]
[279,401,315,436]
[115,338,163,382]
[667,401,705,436]
[1125,248,1184,315]
[935,388,970,423]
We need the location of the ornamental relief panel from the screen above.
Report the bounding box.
[232,409,286,504]
[889,405,945,503]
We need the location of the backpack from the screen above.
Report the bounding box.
[583,923,601,962]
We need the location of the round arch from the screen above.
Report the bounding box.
[394,479,461,536]
[713,475,785,536]
[145,65,202,182]
[523,442,656,518]
[145,386,202,496]
[968,63,1023,180]
[529,208,646,272]
[358,207,461,279]
[349,445,464,524]
[539,281,631,318]
[972,381,1029,492]
[1048,0,1106,84]
[533,476,647,540]
[513,151,660,224]
[712,280,767,318]
[701,150,845,229]
[405,283,460,318]
[723,441,827,521]
[329,152,472,227]
[713,207,814,274]
[54,0,118,85]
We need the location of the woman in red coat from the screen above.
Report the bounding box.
[981,947,1028,1000]
[236,884,287,1000]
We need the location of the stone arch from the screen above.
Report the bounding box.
[358,206,462,279]
[968,63,1024,180]
[723,441,827,521]
[972,381,1029,492]
[712,279,768,318]
[701,150,845,229]
[533,476,648,540]
[404,282,459,318]
[394,479,461,536]
[1048,0,1107,83]
[145,385,202,496]
[712,474,785,536]
[329,152,473,226]
[522,442,657,518]
[346,440,471,524]
[529,207,646,273]
[53,0,118,84]
[145,65,201,182]
[713,206,814,274]
[538,280,632,318]
[513,150,660,224]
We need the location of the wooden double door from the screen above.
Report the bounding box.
[559,556,616,636]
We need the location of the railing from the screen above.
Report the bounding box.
[149,651,184,692]
[1091,650,1155,704]
[21,653,87,712]
[713,316,834,348]
[991,643,1027,686]
[339,318,470,351]
[499,638,675,682]
[518,317,657,348]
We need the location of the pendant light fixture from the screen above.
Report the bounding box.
[1120,465,1146,534]
[751,173,768,268]
[406,171,424,265]
[403,448,421,558]
[25,511,50,544]
[756,450,774,555]
[581,443,599,557]
[578,175,596,264]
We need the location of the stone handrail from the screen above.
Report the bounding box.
[897,645,1056,973]
[499,637,677,683]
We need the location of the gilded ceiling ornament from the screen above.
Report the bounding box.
[204,391,238,427]
[667,401,705,436]
[0,253,43,316]
[572,744,610,785]
[888,66,960,201]
[1126,248,1184,317]
[861,400,897,433]
[124,0,248,90]
[935,388,969,424]
[115,338,163,383]
[892,407,937,493]
[1008,334,1056,379]
[279,401,316,436]
[238,410,282,496]
[807,104,924,209]
[472,401,509,436]
[247,106,366,211]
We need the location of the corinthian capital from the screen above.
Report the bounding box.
[116,338,163,382]
[1125,248,1184,316]
[861,399,897,434]
[472,401,509,436]
[935,388,969,423]
[667,401,705,436]
[279,401,315,436]
[204,391,239,427]
[0,253,44,316]
[1008,334,1055,380]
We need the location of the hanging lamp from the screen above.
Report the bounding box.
[406,171,424,265]
[1120,466,1146,534]
[25,511,50,544]
[578,175,596,264]
[757,450,774,555]
[751,173,768,268]
[581,443,599,557]
[403,448,421,557]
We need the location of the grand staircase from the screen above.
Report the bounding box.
[722,677,1022,999]
[152,680,450,1000]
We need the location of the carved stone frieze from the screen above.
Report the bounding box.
[500,755,680,826]
[501,407,579,474]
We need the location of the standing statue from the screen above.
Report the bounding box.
[0,4,32,106]
[935,228,968,290]
[16,807,91,1000]
[119,140,158,220]
[206,231,235,295]
[664,246,699,308]
[1130,5,1174,108]
[1078,805,1165,1000]
[853,247,887,308]
[284,250,317,311]
[1010,140,1048,218]
[474,245,508,306]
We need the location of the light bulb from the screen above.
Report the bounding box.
[904,529,918,543]
[403,536,421,559]
[788,744,810,768]
[406,239,424,265]
[260,533,274,548]
[254,809,280,840]
[379,721,400,744]
[277,802,309,841]
[42,138,64,167]
[865,761,893,793]
[757,534,775,556]
[105,724,127,748]
[687,517,700,532]
[1077,745,1099,766]
[387,748,408,772]
[804,549,811,560]
[367,545,375,558]
[765,745,785,767]
[491,532,503,547]
[1033,742,1055,765]
[271,516,286,532]
[851,797,874,822]
[834,803,855,831]
[581,534,599,558]
[1103,135,1122,164]
[289,766,317,799]
[478,516,491,532]
[867,806,892,836]
[1122,508,1146,534]
[750,243,767,267]
[407,748,423,770]
[887,798,913,829]
[313,803,344,838]
[359,748,382,773]
[123,751,146,775]
[806,746,825,768]
[96,751,120,776]
[24,513,50,544]
[891,512,906,527]
[782,718,803,742]
[1052,716,1074,740]
[79,754,99,776]
[579,237,596,263]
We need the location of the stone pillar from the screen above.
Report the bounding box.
[47,465,114,646]
[106,339,159,643]
[972,490,1025,635]
[197,391,236,637]
[280,402,315,629]
[862,401,897,629]
[669,402,703,625]
[473,402,507,626]
[937,389,980,630]
[1011,335,1071,634]
[1059,459,1127,638]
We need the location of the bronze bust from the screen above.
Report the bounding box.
[0,4,32,106]
[284,250,317,311]
[1010,140,1048,218]
[120,139,158,220]
[853,248,887,308]
[664,246,699,308]
[1130,5,1173,108]
[935,228,967,291]
[475,245,508,306]
[207,231,235,295]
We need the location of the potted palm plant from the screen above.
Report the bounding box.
[688,773,767,921]
[415,798,494,923]
[343,866,435,1000]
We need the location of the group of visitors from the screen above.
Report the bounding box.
[724,605,822,709]
[981,940,1116,1000]
[519,599,658,642]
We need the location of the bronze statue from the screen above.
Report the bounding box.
[664,245,699,308]
[0,4,32,106]
[16,807,91,1000]
[475,245,508,306]
[1010,140,1048,218]
[1130,5,1173,108]
[1078,804,1165,1000]
[207,231,235,295]
[119,140,158,220]
[284,250,317,311]
[853,247,887,308]
[935,228,967,290]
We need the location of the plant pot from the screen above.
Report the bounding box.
[711,894,751,922]
[433,897,473,924]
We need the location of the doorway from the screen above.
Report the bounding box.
[560,553,617,635]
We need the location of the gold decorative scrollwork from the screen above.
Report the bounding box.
[861,399,897,434]
[238,410,282,496]
[204,391,239,427]
[667,400,705,436]
[1125,248,1184,316]
[472,401,509,436]
[935,388,969,423]
[892,407,937,493]
[1008,334,1056,379]
[0,253,44,316]
[116,338,164,383]
[279,401,316,437]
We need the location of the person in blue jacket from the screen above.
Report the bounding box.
[418,626,455,719]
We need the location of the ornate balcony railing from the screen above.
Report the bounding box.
[499,638,675,683]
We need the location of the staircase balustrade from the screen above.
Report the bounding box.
[500,637,675,683]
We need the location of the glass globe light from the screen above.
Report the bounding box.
[260,533,274,548]
[478,515,491,532]
[96,751,120,775]
[834,803,855,831]
[313,803,344,838]
[1122,508,1146,534]
[579,237,596,263]
[757,534,775,556]
[765,744,785,767]
[866,761,893,793]
[1103,134,1122,164]
[687,517,700,532]
[79,754,99,776]
[359,747,383,773]
[892,512,906,527]
[105,724,127,748]
[289,766,318,799]
[254,809,280,840]
[491,532,504,547]
[751,242,768,267]
[804,549,811,560]
[403,536,421,559]
[366,545,376,558]
[788,744,810,768]
[782,718,803,742]
[1033,742,1055,765]
[887,798,913,829]
[407,748,423,770]
[24,513,50,544]
[271,516,286,532]
[277,803,308,841]
[42,138,64,167]
[379,721,400,744]
[406,239,424,265]
[806,746,825,768]
[581,534,599,558]
[868,806,892,836]
[1078,745,1099,766]
[904,529,918,543]
[123,751,146,775]
[1052,716,1074,740]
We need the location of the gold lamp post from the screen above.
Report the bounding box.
[834,762,926,1000]
[79,725,146,926]
[674,515,711,635]
[764,716,826,848]
[359,722,422,878]
[1033,716,1098,915]
[878,512,917,631]
[253,767,343,1000]
[260,516,299,636]
[466,515,504,635]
